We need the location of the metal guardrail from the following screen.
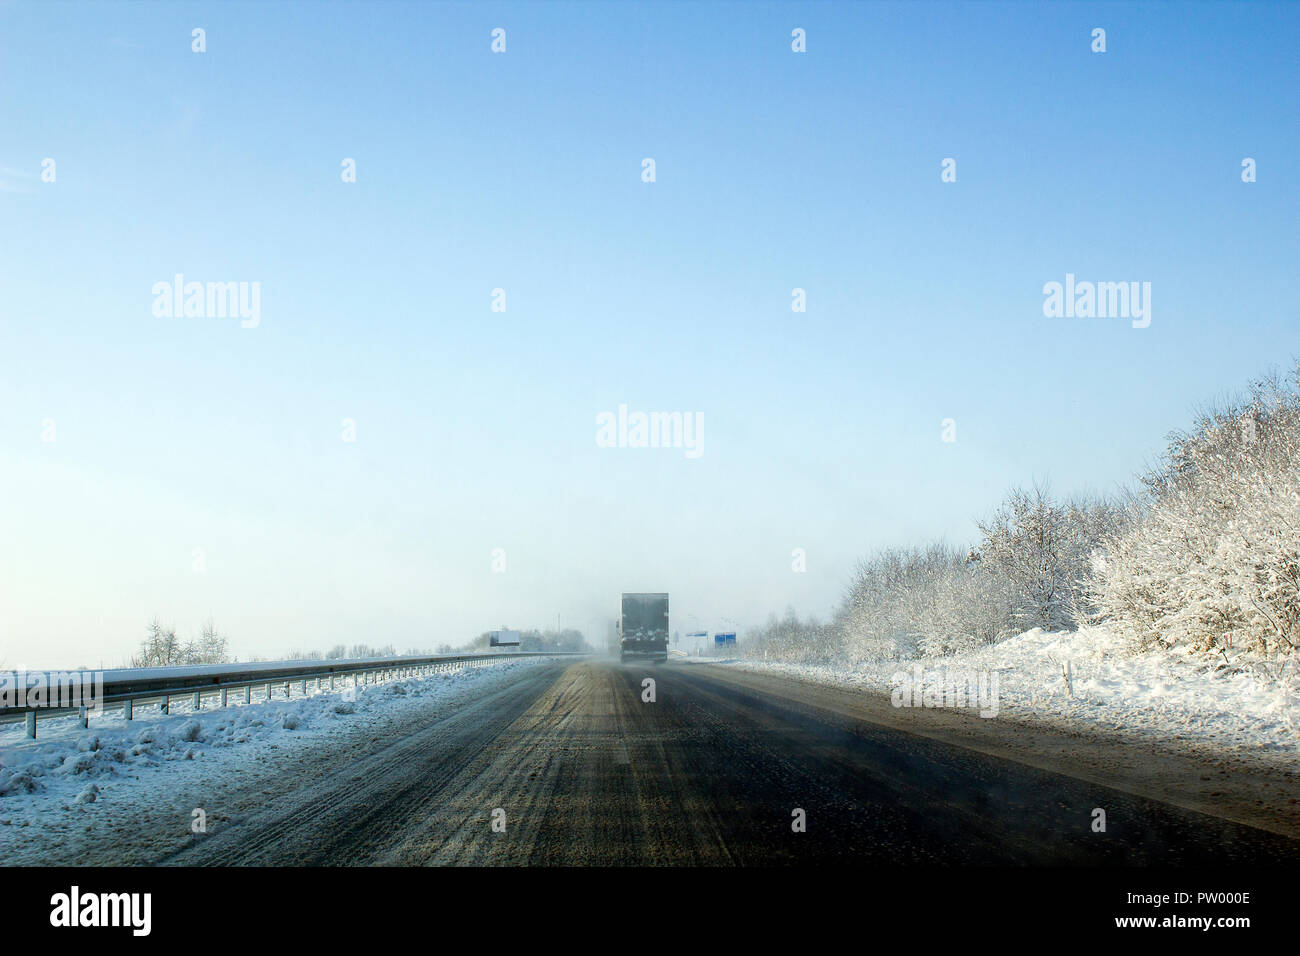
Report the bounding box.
[1,651,584,739]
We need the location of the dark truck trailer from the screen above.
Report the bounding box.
[619,593,669,663]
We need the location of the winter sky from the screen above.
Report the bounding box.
[1,1,1297,666]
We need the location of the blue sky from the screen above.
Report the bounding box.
[1,1,1297,667]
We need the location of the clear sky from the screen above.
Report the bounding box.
[1,1,1297,667]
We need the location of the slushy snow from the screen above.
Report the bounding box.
[0,656,557,844]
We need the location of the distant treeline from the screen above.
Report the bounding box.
[465,628,589,653]
[130,624,588,667]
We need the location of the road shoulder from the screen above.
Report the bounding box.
[687,662,1300,840]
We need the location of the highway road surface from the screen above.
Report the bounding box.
[159,659,1300,866]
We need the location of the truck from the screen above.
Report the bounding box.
[489,629,521,648]
[618,593,669,663]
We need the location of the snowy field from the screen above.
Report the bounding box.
[711,628,1300,760]
[0,656,558,848]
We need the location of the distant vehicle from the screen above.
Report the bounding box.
[489,629,521,648]
[619,593,669,663]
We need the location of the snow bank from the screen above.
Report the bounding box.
[723,627,1300,757]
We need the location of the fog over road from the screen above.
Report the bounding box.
[160,660,1300,866]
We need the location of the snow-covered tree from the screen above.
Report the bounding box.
[977,483,1121,632]
[1089,367,1300,664]
[131,617,230,666]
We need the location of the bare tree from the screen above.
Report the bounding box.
[132,618,185,667]
[131,617,231,667]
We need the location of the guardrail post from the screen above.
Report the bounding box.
[245,685,252,704]
[26,711,36,738]
[221,688,228,707]
[283,681,290,698]
[266,682,272,700]
[193,691,201,710]
[161,695,169,715]
[301,679,308,696]
[124,699,133,721]
[329,675,335,690]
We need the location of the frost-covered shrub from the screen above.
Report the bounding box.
[976,484,1123,632]
[1089,368,1300,663]
[840,543,1015,660]
[754,503,1123,668]
[742,545,1020,666]
[739,608,843,665]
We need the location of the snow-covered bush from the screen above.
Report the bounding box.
[839,543,1014,660]
[1089,368,1300,665]
[976,483,1123,632]
[740,608,843,665]
[756,492,1122,667]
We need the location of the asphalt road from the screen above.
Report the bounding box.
[161,659,1300,865]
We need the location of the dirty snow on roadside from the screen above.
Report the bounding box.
[711,627,1300,758]
[0,656,557,844]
